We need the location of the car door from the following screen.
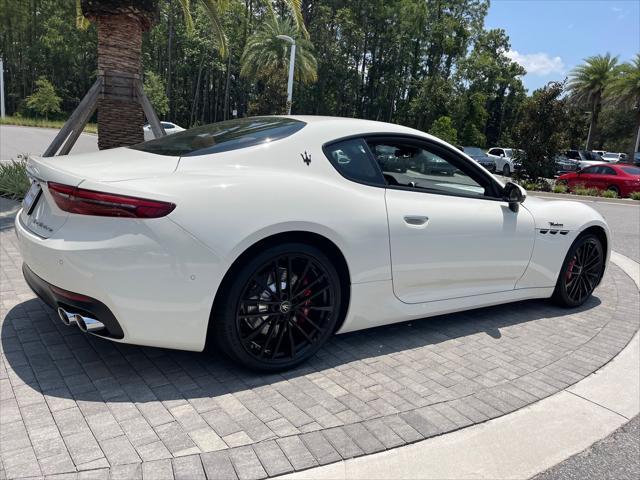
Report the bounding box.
[367,137,536,303]
[597,165,618,191]
[575,166,600,189]
[488,148,505,170]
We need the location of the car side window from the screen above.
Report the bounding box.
[600,166,616,175]
[366,139,488,198]
[582,166,598,174]
[324,138,385,185]
[488,148,499,156]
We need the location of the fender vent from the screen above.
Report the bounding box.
[539,229,569,235]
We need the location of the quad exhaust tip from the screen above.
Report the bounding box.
[57,307,105,333]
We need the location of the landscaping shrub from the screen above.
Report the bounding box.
[630,192,640,201]
[553,183,568,194]
[0,156,30,200]
[601,189,618,198]
[573,185,598,196]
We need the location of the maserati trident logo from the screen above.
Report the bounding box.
[279,301,292,314]
[549,221,564,228]
[301,151,311,166]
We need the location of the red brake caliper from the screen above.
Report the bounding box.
[566,257,577,282]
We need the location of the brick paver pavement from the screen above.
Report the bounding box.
[1,221,638,479]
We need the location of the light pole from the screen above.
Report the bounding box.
[276,35,296,115]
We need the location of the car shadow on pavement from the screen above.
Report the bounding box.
[1,294,602,406]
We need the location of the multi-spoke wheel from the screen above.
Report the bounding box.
[212,243,342,370]
[552,233,604,307]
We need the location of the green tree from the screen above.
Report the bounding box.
[241,15,317,114]
[605,54,640,156]
[429,116,458,145]
[514,81,567,181]
[456,92,488,147]
[26,77,62,120]
[568,53,618,150]
[143,71,169,117]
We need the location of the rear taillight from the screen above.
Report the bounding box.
[48,182,175,218]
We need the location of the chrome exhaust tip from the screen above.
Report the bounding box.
[56,307,105,333]
[75,315,105,333]
[57,307,71,326]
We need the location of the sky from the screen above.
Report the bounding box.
[485,0,640,92]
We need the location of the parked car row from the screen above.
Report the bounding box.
[460,146,497,173]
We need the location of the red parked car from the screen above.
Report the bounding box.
[558,163,640,197]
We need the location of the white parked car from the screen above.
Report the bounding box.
[487,147,520,176]
[143,121,185,141]
[601,152,627,163]
[17,116,610,370]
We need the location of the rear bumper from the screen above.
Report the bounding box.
[15,210,223,351]
[22,263,124,338]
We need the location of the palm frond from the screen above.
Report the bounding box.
[75,0,90,30]
[198,0,229,57]
[285,0,309,39]
[177,0,195,35]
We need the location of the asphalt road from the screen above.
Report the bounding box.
[0,124,98,161]
[526,198,639,479]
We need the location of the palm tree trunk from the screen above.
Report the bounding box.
[95,14,145,149]
[586,96,601,151]
[82,0,158,150]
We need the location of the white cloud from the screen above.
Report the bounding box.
[505,50,565,76]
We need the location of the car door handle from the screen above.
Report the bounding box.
[403,215,429,227]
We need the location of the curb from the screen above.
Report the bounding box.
[529,191,640,205]
[276,252,640,480]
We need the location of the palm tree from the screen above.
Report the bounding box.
[605,54,640,156]
[568,53,618,150]
[241,16,317,113]
[76,0,306,150]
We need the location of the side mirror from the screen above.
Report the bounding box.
[503,181,526,212]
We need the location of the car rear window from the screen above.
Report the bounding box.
[621,166,640,175]
[130,117,306,156]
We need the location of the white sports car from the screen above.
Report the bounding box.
[17,116,610,370]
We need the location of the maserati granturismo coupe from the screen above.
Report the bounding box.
[17,116,610,370]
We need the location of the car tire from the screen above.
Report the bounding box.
[606,185,619,196]
[551,233,604,308]
[502,164,511,177]
[212,243,342,371]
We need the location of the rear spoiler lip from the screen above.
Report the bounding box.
[25,155,85,187]
[25,156,46,182]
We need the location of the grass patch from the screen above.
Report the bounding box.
[552,183,568,194]
[574,186,600,197]
[0,156,30,200]
[630,191,640,201]
[0,115,97,134]
[601,189,618,198]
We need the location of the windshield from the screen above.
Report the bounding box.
[621,166,640,175]
[463,147,484,156]
[130,117,306,156]
[602,153,617,159]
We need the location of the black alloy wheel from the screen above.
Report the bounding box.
[212,243,342,370]
[552,234,604,307]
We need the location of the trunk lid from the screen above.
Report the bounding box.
[20,149,179,238]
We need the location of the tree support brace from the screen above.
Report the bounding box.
[43,71,165,157]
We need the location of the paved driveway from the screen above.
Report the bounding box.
[0,125,98,162]
[1,200,639,479]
